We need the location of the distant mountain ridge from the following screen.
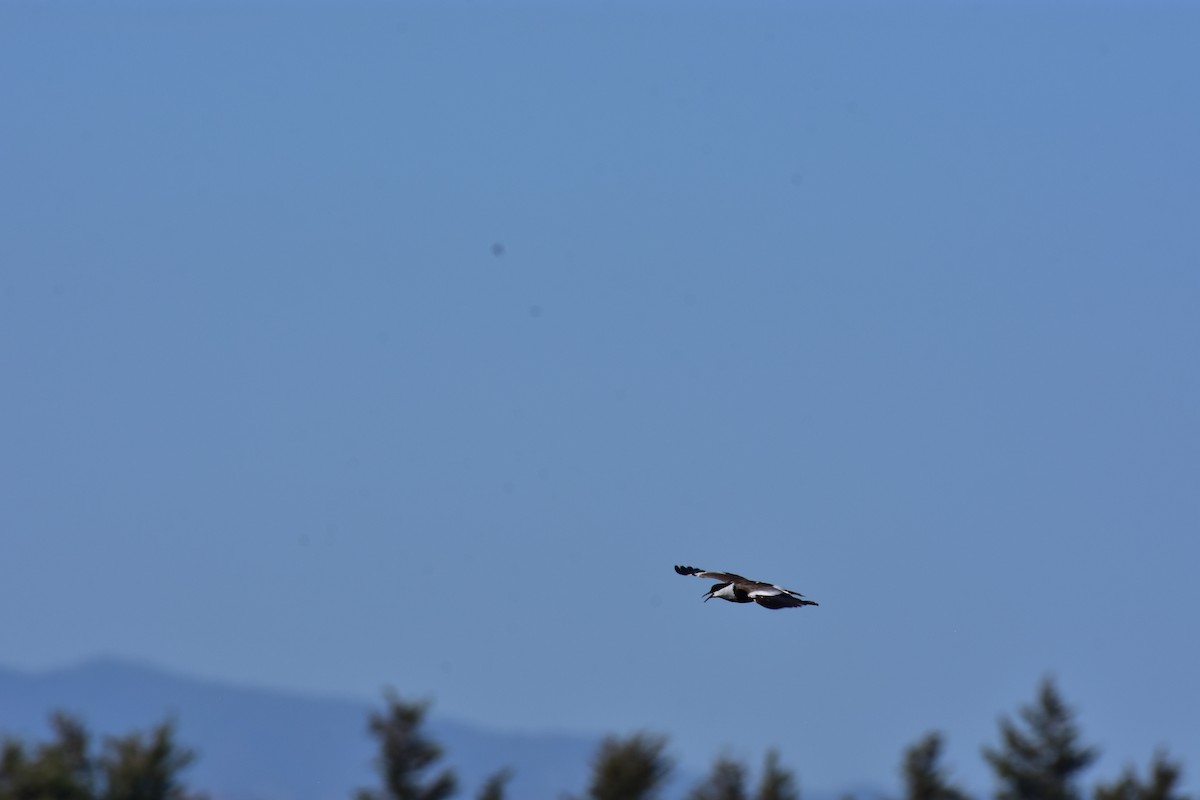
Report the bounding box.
[0,658,600,800]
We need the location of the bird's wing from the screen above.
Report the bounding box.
[753,593,820,610]
[674,565,749,583]
[748,583,815,603]
[745,581,808,598]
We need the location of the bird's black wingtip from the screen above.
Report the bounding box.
[674,565,699,576]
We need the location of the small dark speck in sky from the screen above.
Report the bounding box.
[491,242,506,257]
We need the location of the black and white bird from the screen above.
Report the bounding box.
[674,565,819,610]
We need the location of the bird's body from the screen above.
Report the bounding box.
[674,565,819,610]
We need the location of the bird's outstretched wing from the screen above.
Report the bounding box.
[749,582,809,599]
[674,565,749,584]
[752,593,820,610]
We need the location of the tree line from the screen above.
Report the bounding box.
[0,678,1189,800]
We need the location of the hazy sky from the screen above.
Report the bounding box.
[3,1,1198,795]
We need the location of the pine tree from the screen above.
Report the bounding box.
[574,732,672,800]
[0,713,94,800]
[983,679,1098,800]
[356,691,457,800]
[755,750,799,800]
[0,713,204,800]
[98,721,204,800]
[688,756,748,800]
[902,732,969,800]
[1094,752,1188,800]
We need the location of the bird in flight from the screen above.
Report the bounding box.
[674,565,819,610]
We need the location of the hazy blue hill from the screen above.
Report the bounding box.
[0,659,598,800]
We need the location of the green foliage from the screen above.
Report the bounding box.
[575,732,672,800]
[0,713,92,800]
[0,713,202,800]
[356,691,457,800]
[98,721,200,800]
[688,755,748,800]
[755,750,799,800]
[1,676,1191,800]
[686,749,800,800]
[475,768,511,800]
[902,732,969,800]
[1094,752,1188,800]
[983,678,1098,800]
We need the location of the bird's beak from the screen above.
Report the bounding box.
[702,592,713,602]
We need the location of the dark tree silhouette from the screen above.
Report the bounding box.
[99,721,202,800]
[356,691,457,800]
[755,750,800,800]
[983,679,1098,800]
[0,713,93,800]
[902,732,970,800]
[0,713,203,800]
[573,732,672,800]
[475,768,511,800]
[688,755,748,800]
[1094,752,1188,800]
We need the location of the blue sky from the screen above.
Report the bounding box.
[2,0,1198,794]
